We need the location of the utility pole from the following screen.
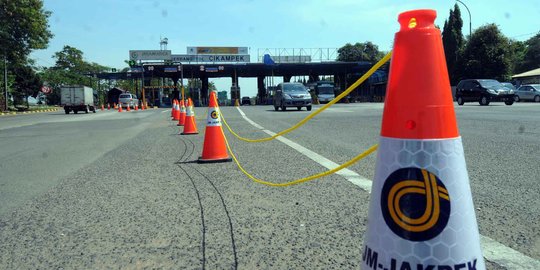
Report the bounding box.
[4,55,8,111]
[456,0,472,37]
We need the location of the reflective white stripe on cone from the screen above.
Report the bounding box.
[361,137,484,270]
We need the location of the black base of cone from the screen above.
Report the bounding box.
[177,124,184,126]
[181,132,199,135]
[197,156,232,163]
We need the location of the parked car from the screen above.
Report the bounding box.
[273,82,312,111]
[118,93,139,108]
[501,82,516,91]
[241,96,251,105]
[514,84,540,102]
[455,79,515,106]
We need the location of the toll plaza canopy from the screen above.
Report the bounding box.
[93,61,374,105]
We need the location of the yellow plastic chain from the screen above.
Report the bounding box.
[220,51,392,143]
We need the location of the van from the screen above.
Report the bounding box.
[118,93,139,109]
[455,79,515,106]
[273,83,312,111]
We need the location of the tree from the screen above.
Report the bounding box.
[515,33,540,73]
[442,4,465,84]
[40,45,110,104]
[0,0,52,109]
[456,24,510,82]
[12,64,42,108]
[0,0,53,62]
[337,42,385,62]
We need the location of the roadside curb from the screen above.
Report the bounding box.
[0,108,59,116]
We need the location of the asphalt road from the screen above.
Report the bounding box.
[0,103,538,269]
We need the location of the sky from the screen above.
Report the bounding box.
[31,0,540,97]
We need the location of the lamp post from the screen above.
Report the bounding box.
[456,0,472,37]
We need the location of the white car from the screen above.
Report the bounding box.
[514,84,540,102]
[118,93,139,108]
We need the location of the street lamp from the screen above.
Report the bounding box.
[456,0,472,37]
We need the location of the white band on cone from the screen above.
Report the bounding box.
[361,137,484,270]
[206,108,221,127]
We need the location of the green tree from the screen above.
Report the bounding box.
[516,33,540,73]
[337,42,385,62]
[0,0,52,109]
[442,4,465,84]
[40,45,110,104]
[456,24,510,82]
[507,40,527,74]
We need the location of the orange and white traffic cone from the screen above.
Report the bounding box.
[107,103,111,110]
[118,102,123,112]
[176,99,186,126]
[361,9,484,270]
[126,103,131,112]
[198,92,231,163]
[114,103,118,109]
[135,104,139,111]
[181,98,198,135]
[171,99,176,118]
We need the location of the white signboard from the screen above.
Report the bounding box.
[272,55,312,63]
[129,50,171,61]
[187,47,248,55]
[171,54,250,63]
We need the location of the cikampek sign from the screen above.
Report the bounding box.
[171,54,250,63]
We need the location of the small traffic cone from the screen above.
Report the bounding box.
[101,104,105,111]
[114,103,118,109]
[198,92,231,163]
[171,99,176,118]
[176,99,186,126]
[118,103,123,112]
[181,98,198,135]
[135,104,139,111]
[174,101,181,121]
[107,103,111,110]
[361,9,484,270]
[141,103,145,110]
[126,104,131,112]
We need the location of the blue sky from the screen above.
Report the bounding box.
[31,0,540,96]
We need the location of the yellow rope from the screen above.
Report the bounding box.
[215,102,379,187]
[220,51,392,143]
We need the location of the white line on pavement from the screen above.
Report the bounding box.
[235,107,540,270]
[236,107,372,192]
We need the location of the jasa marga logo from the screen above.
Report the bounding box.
[380,168,451,241]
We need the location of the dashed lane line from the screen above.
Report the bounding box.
[235,107,540,270]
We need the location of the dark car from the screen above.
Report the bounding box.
[241,96,251,105]
[455,79,515,106]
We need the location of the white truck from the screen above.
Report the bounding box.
[60,86,96,114]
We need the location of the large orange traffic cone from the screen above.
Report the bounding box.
[126,103,131,112]
[198,92,232,163]
[135,104,139,111]
[361,9,484,270]
[181,98,198,135]
[176,99,186,126]
[118,102,123,112]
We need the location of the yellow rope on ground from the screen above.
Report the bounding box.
[219,51,392,143]
[214,100,379,187]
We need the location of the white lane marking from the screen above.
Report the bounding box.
[236,107,372,192]
[481,235,540,270]
[235,107,540,270]
[324,108,354,113]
